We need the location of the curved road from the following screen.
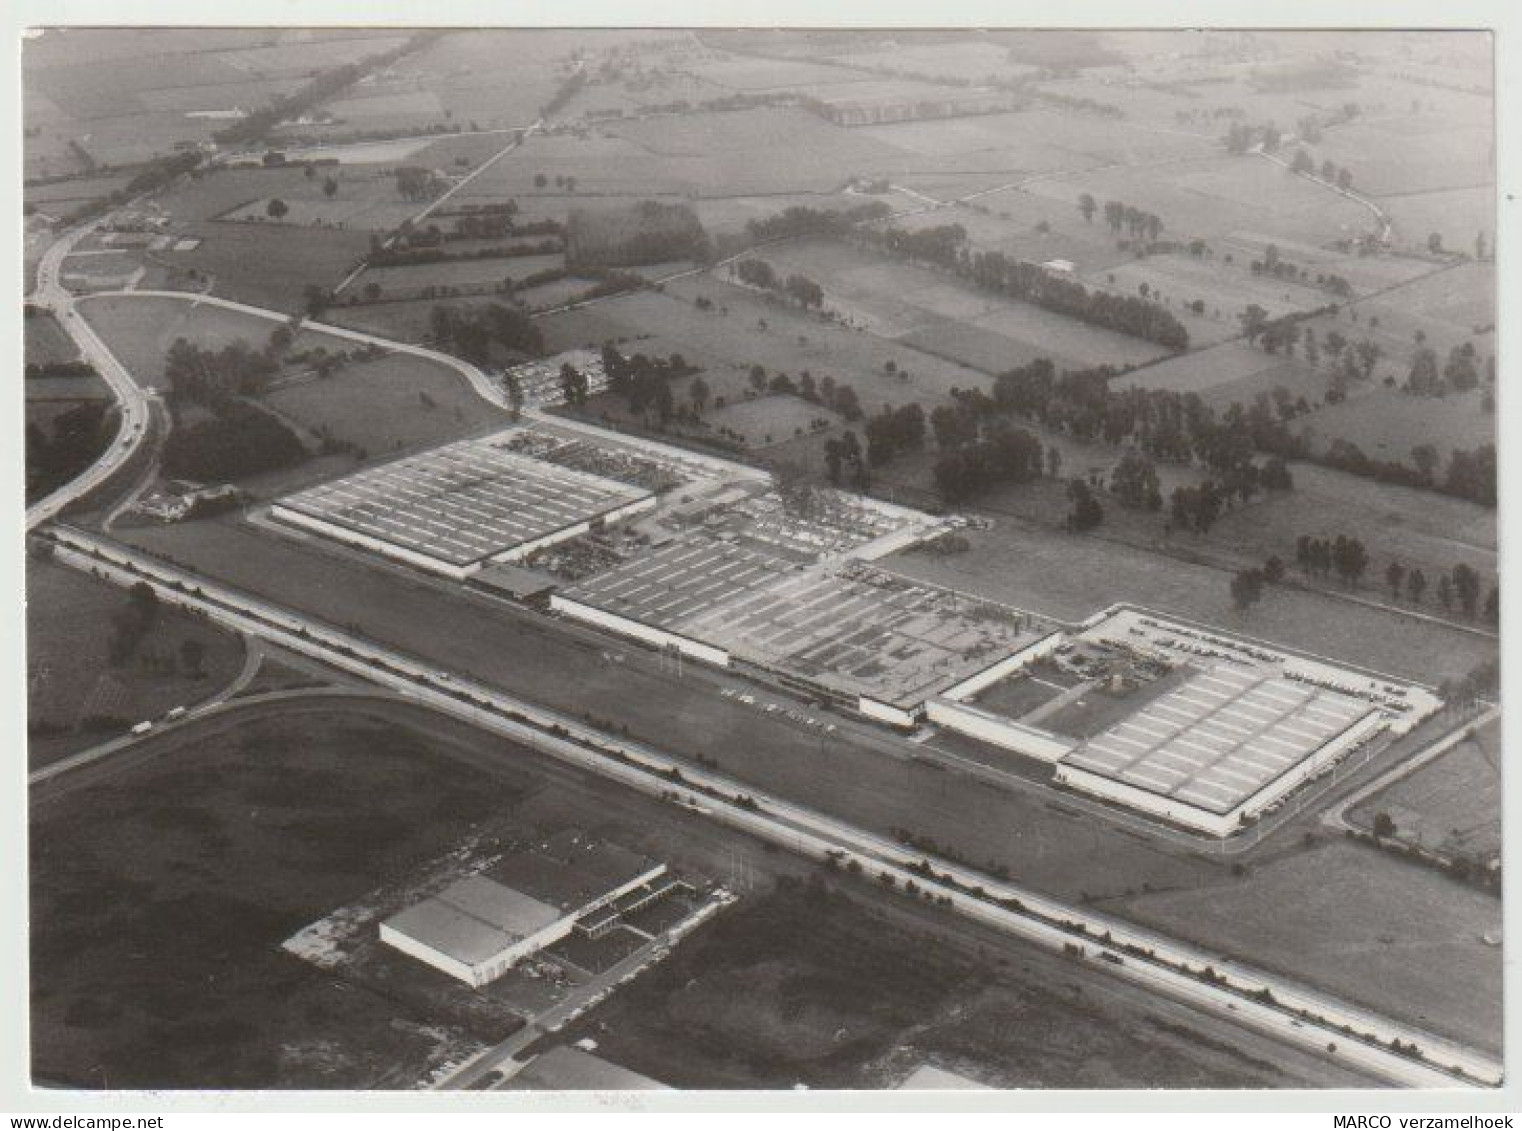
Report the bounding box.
[25,226,160,530]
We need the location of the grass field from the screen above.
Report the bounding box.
[326,295,508,343]
[459,108,912,202]
[882,505,1495,684]
[263,353,512,458]
[743,239,1170,370]
[78,295,353,385]
[1023,156,1374,247]
[157,223,371,314]
[351,254,562,300]
[539,279,986,420]
[29,702,535,1088]
[563,876,1365,1089]
[1117,340,1323,404]
[1102,839,1502,1053]
[1297,385,1493,465]
[1350,717,1501,864]
[26,560,244,769]
[706,394,838,448]
[25,312,79,367]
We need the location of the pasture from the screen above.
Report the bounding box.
[881,509,1495,684]
[743,238,1170,370]
[1023,156,1374,247]
[539,277,985,418]
[1105,839,1502,1052]
[26,560,244,769]
[262,353,511,458]
[568,877,1355,1089]
[1297,386,1493,465]
[29,702,534,1088]
[1350,716,1501,864]
[459,109,913,201]
[707,394,840,447]
[25,311,79,367]
[156,222,371,313]
[1117,340,1324,406]
[352,254,562,299]
[77,294,351,383]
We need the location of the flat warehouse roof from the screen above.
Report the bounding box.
[279,432,652,568]
[1063,663,1376,814]
[563,535,797,630]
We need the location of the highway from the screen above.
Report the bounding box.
[25,225,161,530]
[39,524,1504,1090]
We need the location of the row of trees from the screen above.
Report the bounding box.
[1293,536,1499,623]
[1075,195,1165,244]
[734,259,825,309]
[744,202,893,243]
[855,224,1189,350]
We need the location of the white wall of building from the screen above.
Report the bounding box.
[271,504,471,578]
[857,695,919,729]
[940,632,1064,703]
[549,595,731,667]
[926,698,1075,762]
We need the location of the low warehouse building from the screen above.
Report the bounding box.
[380,834,665,987]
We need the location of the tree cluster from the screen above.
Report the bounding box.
[864,403,927,466]
[427,303,543,365]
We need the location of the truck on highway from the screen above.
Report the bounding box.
[130,721,153,735]
[165,706,187,720]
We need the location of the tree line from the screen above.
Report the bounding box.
[853,223,1190,350]
[427,303,543,365]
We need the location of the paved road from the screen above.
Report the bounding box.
[26,226,161,530]
[85,289,505,410]
[39,526,1503,1089]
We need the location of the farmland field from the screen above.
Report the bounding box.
[1118,340,1324,405]
[151,223,372,314]
[563,876,1368,1089]
[26,560,245,769]
[1350,717,1501,864]
[262,354,511,457]
[352,254,562,298]
[738,239,1171,370]
[25,311,79,367]
[1103,840,1502,1053]
[1296,386,1493,465]
[326,295,507,343]
[882,508,1495,684]
[539,278,986,418]
[77,295,353,384]
[29,701,537,1088]
[459,108,915,202]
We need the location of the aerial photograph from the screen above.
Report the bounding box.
[18,21,1502,1102]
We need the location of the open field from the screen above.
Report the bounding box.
[563,876,1368,1089]
[458,109,914,202]
[707,394,838,447]
[26,560,245,769]
[540,278,986,420]
[1377,186,1495,257]
[1022,156,1375,247]
[1103,840,1502,1053]
[742,238,1170,370]
[882,510,1494,685]
[351,254,562,300]
[1117,340,1323,405]
[156,223,371,314]
[1350,716,1501,864]
[23,28,408,172]
[1296,386,1493,465]
[29,702,535,1088]
[25,311,80,367]
[77,294,353,385]
[327,295,507,343]
[263,354,511,458]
